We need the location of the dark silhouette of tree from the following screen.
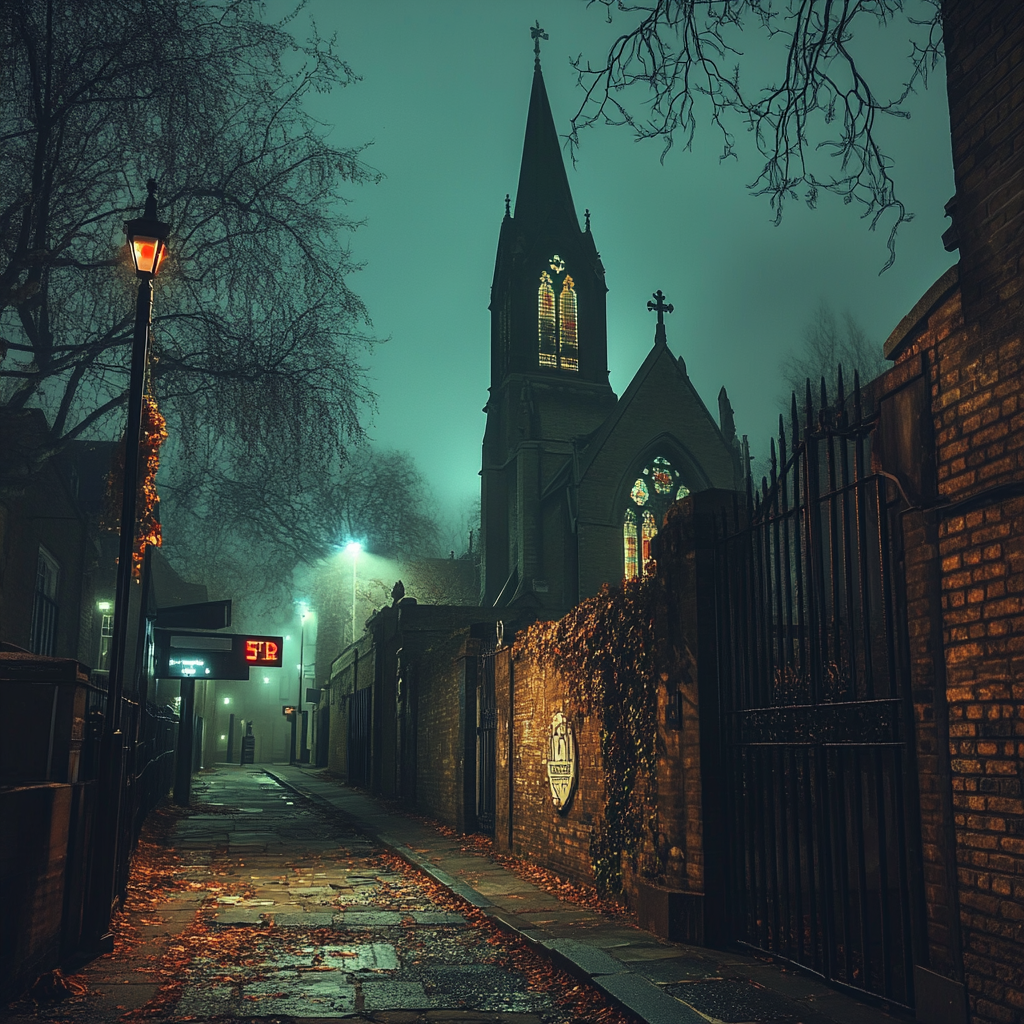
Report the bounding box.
[0,0,377,527]
[779,301,885,408]
[161,444,441,620]
[750,300,884,482]
[571,0,944,269]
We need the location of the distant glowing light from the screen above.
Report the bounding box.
[263,677,270,684]
[345,540,362,555]
[220,734,226,740]
[223,697,230,705]
[97,600,111,611]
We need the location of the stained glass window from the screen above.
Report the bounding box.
[623,509,639,580]
[538,272,556,367]
[642,510,657,573]
[651,456,674,494]
[559,276,578,372]
[623,456,690,579]
[538,258,579,370]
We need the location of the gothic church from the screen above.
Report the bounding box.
[480,37,744,614]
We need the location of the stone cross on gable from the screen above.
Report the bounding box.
[531,21,548,68]
[647,289,674,325]
[647,289,674,345]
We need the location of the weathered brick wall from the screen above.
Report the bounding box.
[942,0,1024,343]
[879,6,1024,1018]
[886,252,1024,1022]
[325,634,374,779]
[494,552,704,905]
[411,631,467,828]
[496,646,604,884]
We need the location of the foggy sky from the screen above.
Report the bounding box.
[273,0,956,532]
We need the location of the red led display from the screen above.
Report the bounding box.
[244,638,281,665]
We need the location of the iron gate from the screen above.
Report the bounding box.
[714,375,922,1008]
[476,652,496,834]
[348,686,372,788]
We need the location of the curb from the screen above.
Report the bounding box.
[261,767,697,1024]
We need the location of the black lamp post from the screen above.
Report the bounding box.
[89,181,169,951]
[107,179,170,726]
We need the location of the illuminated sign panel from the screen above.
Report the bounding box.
[243,636,282,667]
[154,630,285,680]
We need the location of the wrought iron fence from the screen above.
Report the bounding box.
[713,371,923,1008]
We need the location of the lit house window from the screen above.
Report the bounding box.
[538,255,578,371]
[31,547,60,656]
[623,456,690,579]
[99,611,113,669]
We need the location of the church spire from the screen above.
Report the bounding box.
[513,24,578,235]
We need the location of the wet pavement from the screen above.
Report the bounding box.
[4,767,632,1023]
[3,766,912,1024]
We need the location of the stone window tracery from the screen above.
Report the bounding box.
[623,456,689,579]
[538,255,579,371]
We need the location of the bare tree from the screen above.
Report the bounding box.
[750,299,884,482]
[161,443,442,620]
[780,301,885,407]
[0,0,376,523]
[570,0,944,269]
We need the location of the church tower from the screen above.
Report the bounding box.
[480,25,616,609]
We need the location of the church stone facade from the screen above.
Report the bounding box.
[480,53,743,614]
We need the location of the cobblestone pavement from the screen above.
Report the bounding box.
[4,767,631,1024]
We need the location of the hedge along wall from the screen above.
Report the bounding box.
[495,548,703,902]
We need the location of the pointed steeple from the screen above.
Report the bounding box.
[513,28,578,236]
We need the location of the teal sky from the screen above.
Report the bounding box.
[271,0,955,532]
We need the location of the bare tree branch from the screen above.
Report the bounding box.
[570,0,944,270]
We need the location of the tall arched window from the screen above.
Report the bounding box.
[559,276,578,371]
[537,255,579,371]
[538,272,556,367]
[623,456,691,579]
[623,508,638,579]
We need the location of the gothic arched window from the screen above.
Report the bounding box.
[538,255,579,371]
[538,272,556,367]
[559,276,578,370]
[623,456,690,579]
[623,508,638,579]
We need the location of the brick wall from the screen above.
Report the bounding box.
[887,269,1024,1024]
[876,5,1024,1018]
[411,631,469,828]
[495,645,605,884]
[494,551,705,908]
[942,0,1024,342]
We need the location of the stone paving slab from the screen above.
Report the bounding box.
[540,938,628,977]
[597,972,707,1024]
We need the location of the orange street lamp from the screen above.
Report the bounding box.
[94,178,171,954]
[107,179,171,731]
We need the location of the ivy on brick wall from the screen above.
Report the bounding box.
[513,576,661,894]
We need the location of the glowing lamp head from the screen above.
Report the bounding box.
[223,696,230,705]
[124,179,170,279]
[97,601,111,612]
[345,541,362,556]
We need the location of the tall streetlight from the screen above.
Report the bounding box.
[346,541,362,644]
[93,180,169,949]
[109,179,170,727]
[291,604,310,764]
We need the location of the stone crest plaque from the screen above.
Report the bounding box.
[546,712,578,813]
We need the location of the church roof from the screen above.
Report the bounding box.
[573,330,734,491]
[513,63,578,236]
